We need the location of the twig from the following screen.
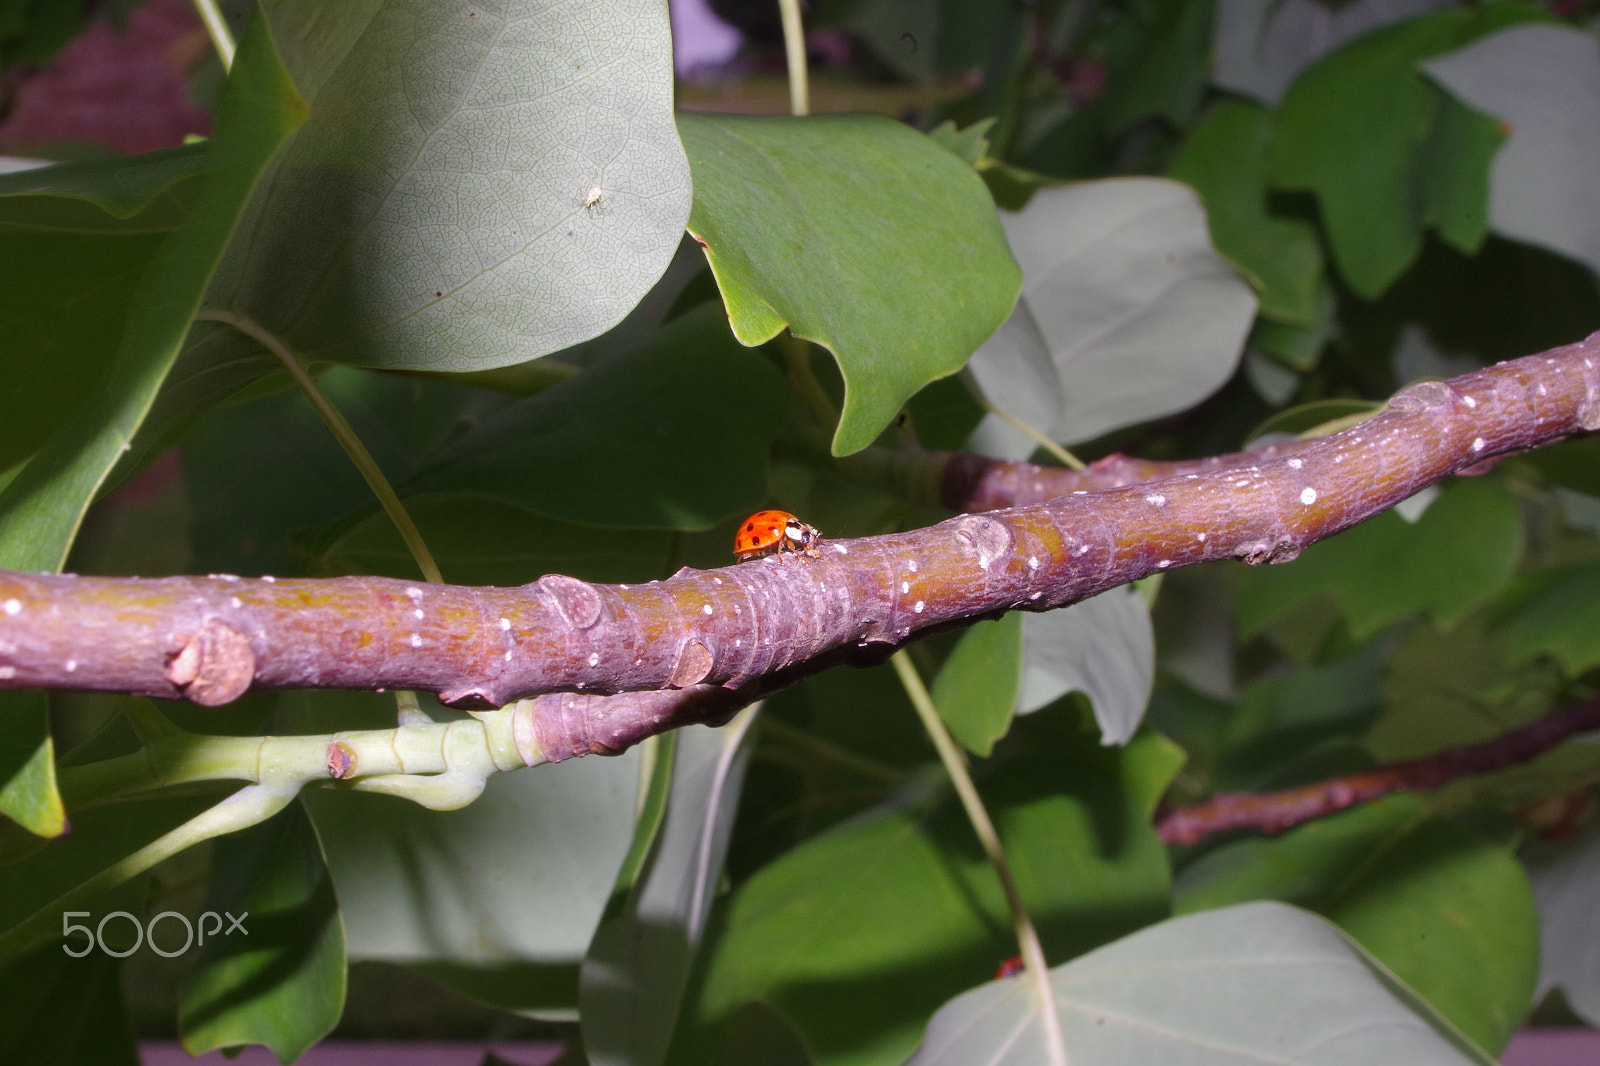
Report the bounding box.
[1157,695,1600,846]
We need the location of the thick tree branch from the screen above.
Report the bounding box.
[3,333,1599,766]
[1156,695,1600,846]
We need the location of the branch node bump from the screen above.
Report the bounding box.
[536,574,603,629]
[1387,379,1463,415]
[440,686,499,709]
[952,514,1014,571]
[669,639,714,688]
[164,618,255,706]
[327,740,358,779]
[1237,538,1301,565]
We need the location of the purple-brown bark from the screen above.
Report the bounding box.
[1156,695,1600,845]
[2,332,1599,764]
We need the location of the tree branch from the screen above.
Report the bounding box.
[1156,695,1600,846]
[2,332,1598,771]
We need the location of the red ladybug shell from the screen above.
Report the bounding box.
[734,509,821,561]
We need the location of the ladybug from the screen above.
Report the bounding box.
[733,510,821,562]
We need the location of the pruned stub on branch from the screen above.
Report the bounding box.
[0,333,1598,768]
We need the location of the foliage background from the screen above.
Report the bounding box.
[4,0,1600,1064]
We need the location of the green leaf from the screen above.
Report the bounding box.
[688,722,1179,1066]
[1169,99,1323,325]
[1367,611,1558,764]
[0,939,138,1066]
[967,179,1256,452]
[0,14,306,572]
[204,0,690,372]
[320,497,686,587]
[1269,4,1544,299]
[1424,23,1600,276]
[1416,77,1503,256]
[911,901,1493,1065]
[1215,637,1388,792]
[1247,397,1381,441]
[1521,436,1600,498]
[582,720,755,1066]
[1249,284,1337,372]
[1018,588,1154,746]
[178,364,485,579]
[302,727,644,1019]
[0,156,203,475]
[1236,477,1524,640]
[1210,0,1437,105]
[1176,800,1538,1054]
[400,303,787,530]
[933,614,1021,757]
[179,802,345,1062]
[0,144,205,223]
[1495,562,1600,676]
[0,692,64,837]
[1100,0,1213,133]
[678,112,1021,456]
[0,0,91,68]
[0,790,228,950]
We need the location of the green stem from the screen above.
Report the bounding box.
[778,0,809,116]
[891,651,1070,1066]
[196,309,444,584]
[191,0,236,70]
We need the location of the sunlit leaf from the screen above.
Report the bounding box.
[204,0,691,372]
[967,178,1255,453]
[1176,800,1538,1054]
[1424,23,1600,277]
[1211,0,1450,104]
[582,719,756,1066]
[687,721,1178,1065]
[1018,589,1154,746]
[909,901,1492,1065]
